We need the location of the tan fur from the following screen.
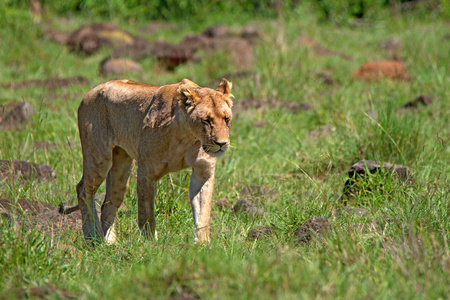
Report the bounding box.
[75,78,233,244]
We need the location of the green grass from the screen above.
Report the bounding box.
[1,3,449,299]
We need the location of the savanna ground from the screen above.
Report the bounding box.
[1,1,449,299]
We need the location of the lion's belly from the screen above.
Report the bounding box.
[141,138,201,180]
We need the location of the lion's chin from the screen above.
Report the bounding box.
[202,145,227,158]
[209,150,226,158]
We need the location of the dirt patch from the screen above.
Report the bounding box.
[138,21,179,35]
[66,22,145,55]
[0,198,55,215]
[100,57,143,78]
[353,60,410,80]
[379,36,403,61]
[308,124,336,139]
[298,34,350,60]
[43,28,70,44]
[208,37,255,69]
[113,40,195,70]
[248,225,274,240]
[13,283,76,300]
[240,184,278,200]
[334,206,370,218]
[33,141,56,150]
[148,41,196,70]
[233,199,264,216]
[347,160,413,182]
[205,71,257,88]
[343,160,414,197]
[1,76,89,91]
[0,198,82,235]
[314,72,334,85]
[399,95,433,112]
[296,217,330,245]
[0,102,35,131]
[0,160,56,181]
[252,120,269,127]
[234,98,311,114]
[215,198,232,210]
[179,24,259,69]
[203,25,238,38]
[202,24,260,41]
[29,0,44,16]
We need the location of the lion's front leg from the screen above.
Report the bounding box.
[137,167,158,240]
[189,169,215,243]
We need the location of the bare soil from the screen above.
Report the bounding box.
[296,217,330,245]
[0,102,35,131]
[1,76,89,90]
[234,98,311,114]
[353,60,410,80]
[0,160,56,181]
[0,198,82,235]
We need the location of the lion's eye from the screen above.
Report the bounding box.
[202,119,211,125]
[224,117,230,123]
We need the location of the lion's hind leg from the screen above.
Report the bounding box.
[77,148,113,244]
[101,146,134,244]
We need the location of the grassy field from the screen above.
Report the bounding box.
[1,2,449,299]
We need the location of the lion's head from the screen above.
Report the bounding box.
[177,79,233,157]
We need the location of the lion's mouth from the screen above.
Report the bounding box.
[202,145,227,157]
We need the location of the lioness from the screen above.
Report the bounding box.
[71,78,233,243]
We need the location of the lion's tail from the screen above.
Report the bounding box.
[59,202,80,215]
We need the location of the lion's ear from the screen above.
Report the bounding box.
[177,84,200,112]
[216,78,232,96]
[216,78,233,108]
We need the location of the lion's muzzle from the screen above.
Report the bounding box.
[202,140,229,157]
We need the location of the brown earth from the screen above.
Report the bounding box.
[66,22,146,55]
[379,36,403,61]
[334,206,370,218]
[400,95,433,110]
[248,225,274,240]
[32,141,56,150]
[298,34,350,60]
[0,198,82,235]
[113,40,195,70]
[233,199,264,216]
[1,76,89,90]
[100,57,143,78]
[233,98,311,114]
[12,283,76,300]
[308,124,336,139]
[343,160,415,198]
[353,60,410,80]
[215,198,232,210]
[138,21,179,35]
[29,0,45,16]
[240,184,279,200]
[0,102,35,130]
[0,160,56,181]
[296,217,330,245]
[314,72,335,85]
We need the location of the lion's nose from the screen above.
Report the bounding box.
[214,141,227,147]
